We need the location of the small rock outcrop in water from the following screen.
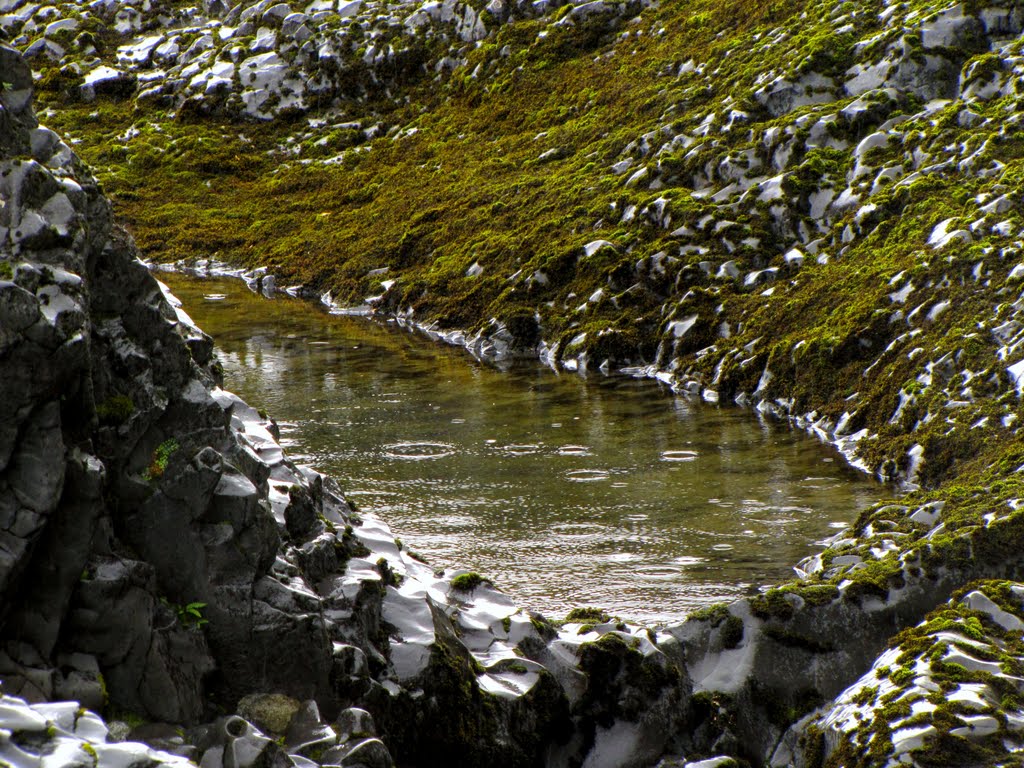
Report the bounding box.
[0,44,692,768]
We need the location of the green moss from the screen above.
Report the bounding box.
[95,394,134,425]
[564,607,611,624]
[888,664,915,686]
[376,558,404,588]
[80,742,98,766]
[721,615,745,650]
[335,525,372,564]
[105,708,146,730]
[689,603,731,623]
[35,65,83,102]
[850,686,877,707]
[406,548,429,564]
[749,589,797,621]
[451,572,489,592]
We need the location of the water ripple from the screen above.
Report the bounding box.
[661,450,698,462]
[565,469,610,482]
[497,443,542,456]
[163,271,892,626]
[382,441,456,460]
[557,444,592,456]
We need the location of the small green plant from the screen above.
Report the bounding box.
[95,394,134,425]
[143,438,179,481]
[0,261,12,280]
[451,572,489,592]
[565,606,610,623]
[176,601,208,629]
[406,548,428,564]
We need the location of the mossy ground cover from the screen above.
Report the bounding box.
[36,0,1024,479]
[37,0,807,321]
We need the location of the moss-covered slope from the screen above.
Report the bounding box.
[9,0,1023,486]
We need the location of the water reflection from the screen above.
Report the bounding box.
[164,274,891,625]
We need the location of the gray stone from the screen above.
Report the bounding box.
[285,699,336,755]
[334,708,376,742]
[5,452,104,656]
[284,484,325,543]
[338,738,393,768]
[6,401,64,515]
[920,5,986,51]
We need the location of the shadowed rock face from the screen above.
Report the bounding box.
[0,39,333,723]
[0,44,694,768]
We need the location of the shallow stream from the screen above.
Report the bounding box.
[162,272,890,625]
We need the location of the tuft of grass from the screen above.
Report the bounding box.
[95,394,134,425]
[564,606,611,624]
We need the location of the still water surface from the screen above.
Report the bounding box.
[163,273,890,625]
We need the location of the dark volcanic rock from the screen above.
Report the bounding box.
[0,39,342,723]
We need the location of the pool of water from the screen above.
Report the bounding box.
[161,272,890,625]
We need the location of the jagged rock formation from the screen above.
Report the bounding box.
[774,582,1024,767]
[0,0,624,120]
[0,695,197,768]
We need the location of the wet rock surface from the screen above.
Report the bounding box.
[773,582,1024,768]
